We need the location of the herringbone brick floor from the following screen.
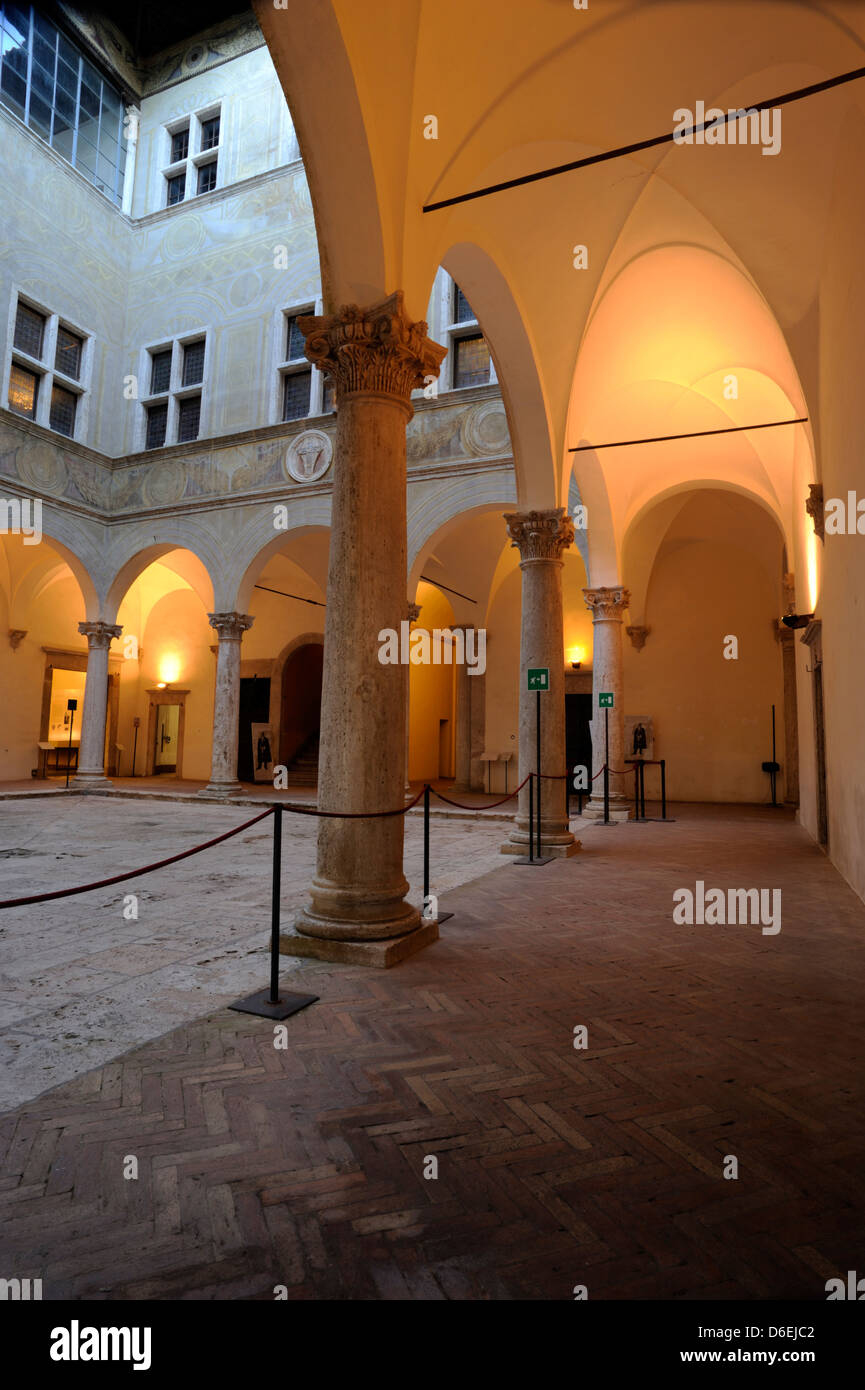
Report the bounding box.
[2,804,864,1300]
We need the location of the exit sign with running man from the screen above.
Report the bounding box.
[599,691,614,708]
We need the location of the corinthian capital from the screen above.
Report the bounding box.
[208,612,254,641]
[584,586,630,621]
[78,621,122,650]
[298,291,446,410]
[504,508,574,563]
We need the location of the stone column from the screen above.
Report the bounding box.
[452,625,474,792]
[72,621,122,789]
[288,292,446,967]
[201,612,254,797]
[405,602,421,792]
[501,509,578,857]
[583,586,631,820]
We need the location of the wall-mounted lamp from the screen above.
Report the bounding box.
[568,645,586,669]
[781,613,814,630]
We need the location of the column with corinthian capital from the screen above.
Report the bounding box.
[501,509,579,857]
[72,621,122,788]
[286,292,446,966]
[583,585,631,820]
[200,612,254,797]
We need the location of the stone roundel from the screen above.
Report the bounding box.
[16,438,65,493]
[283,429,333,484]
[460,400,509,456]
[143,459,187,506]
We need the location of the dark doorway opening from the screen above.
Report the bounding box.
[237,676,271,783]
[566,693,593,788]
[281,644,324,768]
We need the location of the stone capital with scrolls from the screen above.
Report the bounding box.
[208,612,254,643]
[583,586,630,623]
[78,621,122,650]
[504,508,574,564]
[626,625,650,651]
[298,291,446,414]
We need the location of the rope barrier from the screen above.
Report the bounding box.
[0,805,275,909]
[280,786,426,819]
[429,774,531,811]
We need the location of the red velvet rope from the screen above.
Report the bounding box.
[0,806,275,909]
[0,787,432,910]
[429,774,532,811]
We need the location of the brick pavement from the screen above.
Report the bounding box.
[1,803,864,1300]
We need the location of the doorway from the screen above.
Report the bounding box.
[566,693,593,786]
[438,718,452,779]
[144,690,189,777]
[237,676,272,782]
[280,644,323,766]
[153,704,180,774]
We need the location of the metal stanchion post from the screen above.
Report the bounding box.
[230,805,319,1019]
[633,763,639,819]
[65,699,77,789]
[529,775,534,862]
[423,783,430,904]
[661,759,667,819]
[606,711,614,817]
[536,688,542,859]
[640,761,646,820]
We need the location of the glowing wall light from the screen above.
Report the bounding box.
[568,644,586,669]
[158,654,181,685]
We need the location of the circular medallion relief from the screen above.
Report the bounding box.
[143,460,186,506]
[284,429,333,484]
[16,439,65,492]
[461,401,510,456]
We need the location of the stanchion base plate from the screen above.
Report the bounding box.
[512,856,553,866]
[229,988,319,1020]
[634,817,677,824]
[436,912,454,924]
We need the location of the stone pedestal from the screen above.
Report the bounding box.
[582,586,631,820]
[200,613,254,797]
[289,292,446,965]
[501,510,579,858]
[452,625,474,792]
[71,622,122,789]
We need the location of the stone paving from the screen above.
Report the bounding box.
[1,801,864,1300]
[0,794,509,1110]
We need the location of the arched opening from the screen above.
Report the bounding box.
[623,487,788,804]
[276,641,324,785]
[110,548,216,781]
[0,530,97,782]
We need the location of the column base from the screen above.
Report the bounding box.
[580,797,632,823]
[500,827,581,858]
[280,917,438,968]
[70,773,113,791]
[197,782,243,799]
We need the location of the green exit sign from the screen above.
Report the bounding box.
[527,668,549,691]
[599,691,614,708]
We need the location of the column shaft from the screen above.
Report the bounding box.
[583,586,631,820]
[289,292,446,966]
[201,613,254,796]
[72,622,122,788]
[452,626,474,792]
[501,510,579,857]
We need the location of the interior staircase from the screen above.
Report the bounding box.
[281,732,320,787]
